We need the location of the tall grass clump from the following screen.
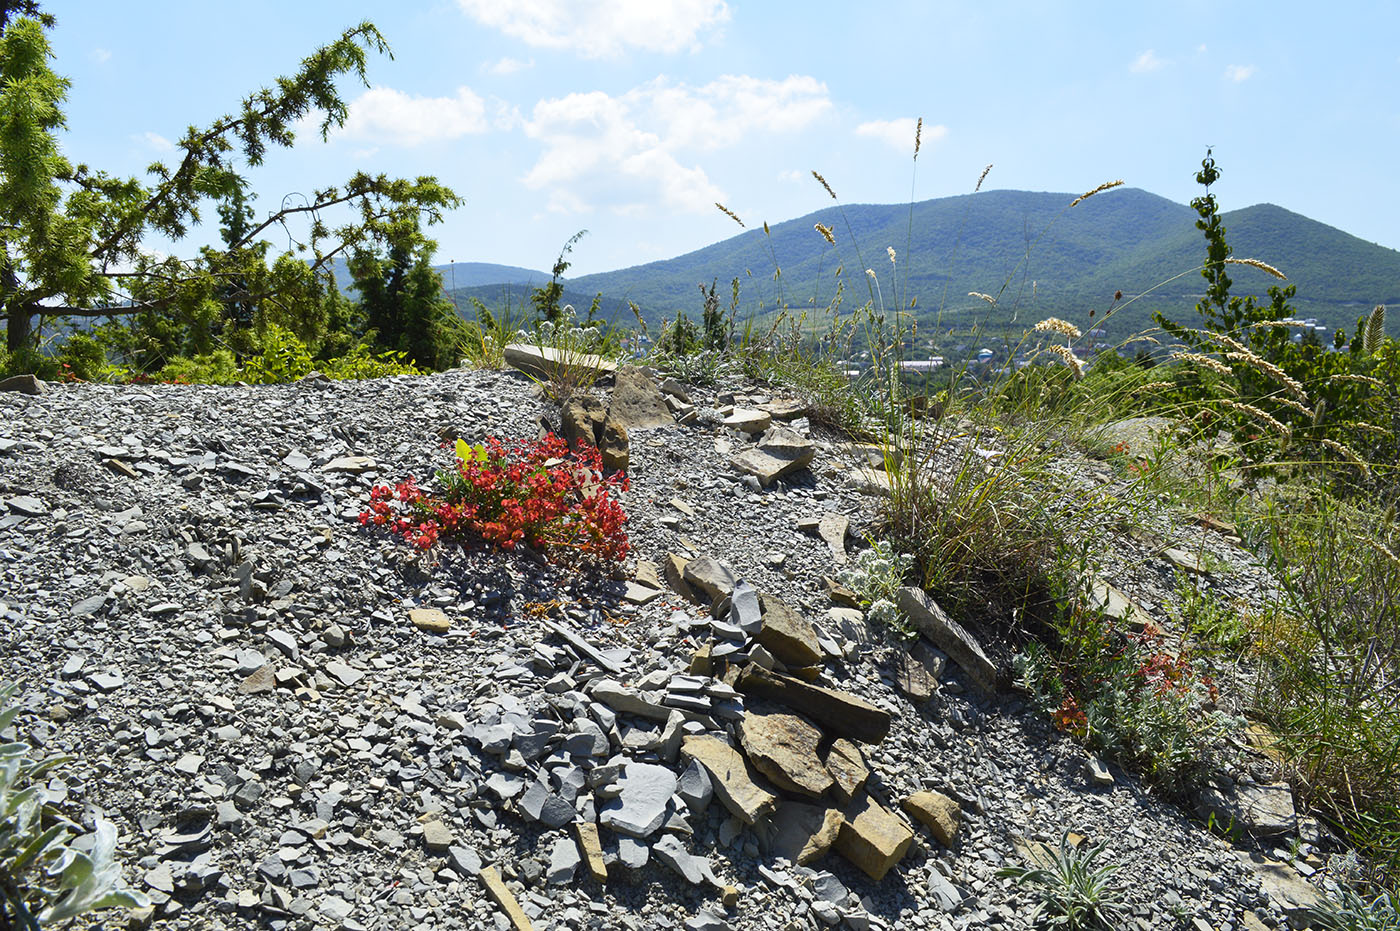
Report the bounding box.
[1246,491,1400,886]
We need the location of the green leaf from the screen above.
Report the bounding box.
[454,438,487,463]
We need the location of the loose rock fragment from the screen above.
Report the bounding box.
[480,865,535,931]
[681,736,779,825]
[835,793,914,881]
[738,712,833,799]
[901,791,961,848]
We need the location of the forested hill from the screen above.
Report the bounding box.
[462,189,1400,340]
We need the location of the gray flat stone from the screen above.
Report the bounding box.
[547,836,582,884]
[895,587,998,696]
[599,762,678,838]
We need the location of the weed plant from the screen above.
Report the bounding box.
[997,832,1126,931]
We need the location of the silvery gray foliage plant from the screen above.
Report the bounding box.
[836,540,917,641]
[1,682,149,929]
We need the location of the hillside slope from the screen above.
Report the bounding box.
[520,190,1400,341]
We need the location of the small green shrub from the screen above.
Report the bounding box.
[318,344,419,380]
[1,682,148,928]
[154,350,242,385]
[54,334,106,382]
[1014,580,1239,796]
[1309,889,1400,931]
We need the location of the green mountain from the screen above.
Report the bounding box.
[326,258,548,295]
[491,188,1400,343]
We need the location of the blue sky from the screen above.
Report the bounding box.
[51,1,1400,277]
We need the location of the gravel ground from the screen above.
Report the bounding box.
[0,368,1327,930]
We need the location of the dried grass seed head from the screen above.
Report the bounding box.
[1224,257,1287,280]
[1044,344,1085,378]
[1070,179,1125,207]
[715,203,745,228]
[1033,317,1082,340]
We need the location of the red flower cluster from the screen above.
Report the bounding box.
[1053,695,1088,735]
[360,434,630,564]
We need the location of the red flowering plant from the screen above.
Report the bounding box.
[1015,592,1241,795]
[360,434,630,564]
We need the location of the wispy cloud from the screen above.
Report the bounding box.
[1224,64,1257,83]
[91,48,111,64]
[340,86,489,145]
[138,131,173,151]
[457,0,730,57]
[483,56,533,76]
[855,117,946,153]
[521,74,831,213]
[1130,49,1165,73]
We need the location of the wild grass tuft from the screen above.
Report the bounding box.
[997,832,1126,931]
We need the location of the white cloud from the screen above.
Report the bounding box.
[777,169,806,183]
[484,56,533,75]
[521,75,831,214]
[1224,64,1257,83]
[92,48,111,64]
[457,0,729,57]
[340,86,488,145]
[139,131,173,151]
[1130,49,1164,73]
[855,118,946,153]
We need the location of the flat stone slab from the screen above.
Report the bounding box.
[1197,781,1296,838]
[607,366,674,430]
[756,594,822,668]
[321,456,376,474]
[409,608,451,634]
[894,641,944,701]
[736,666,890,744]
[895,587,998,696]
[729,428,816,487]
[480,865,535,931]
[599,763,678,838]
[817,513,849,564]
[590,679,671,723]
[766,801,843,865]
[835,793,914,881]
[738,711,833,798]
[504,342,616,383]
[681,736,779,825]
[901,791,960,847]
[824,739,869,804]
[574,822,608,882]
[722,409,772,434]
[683,555,736,601]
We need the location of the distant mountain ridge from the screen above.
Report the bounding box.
[446,189,1400,341]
